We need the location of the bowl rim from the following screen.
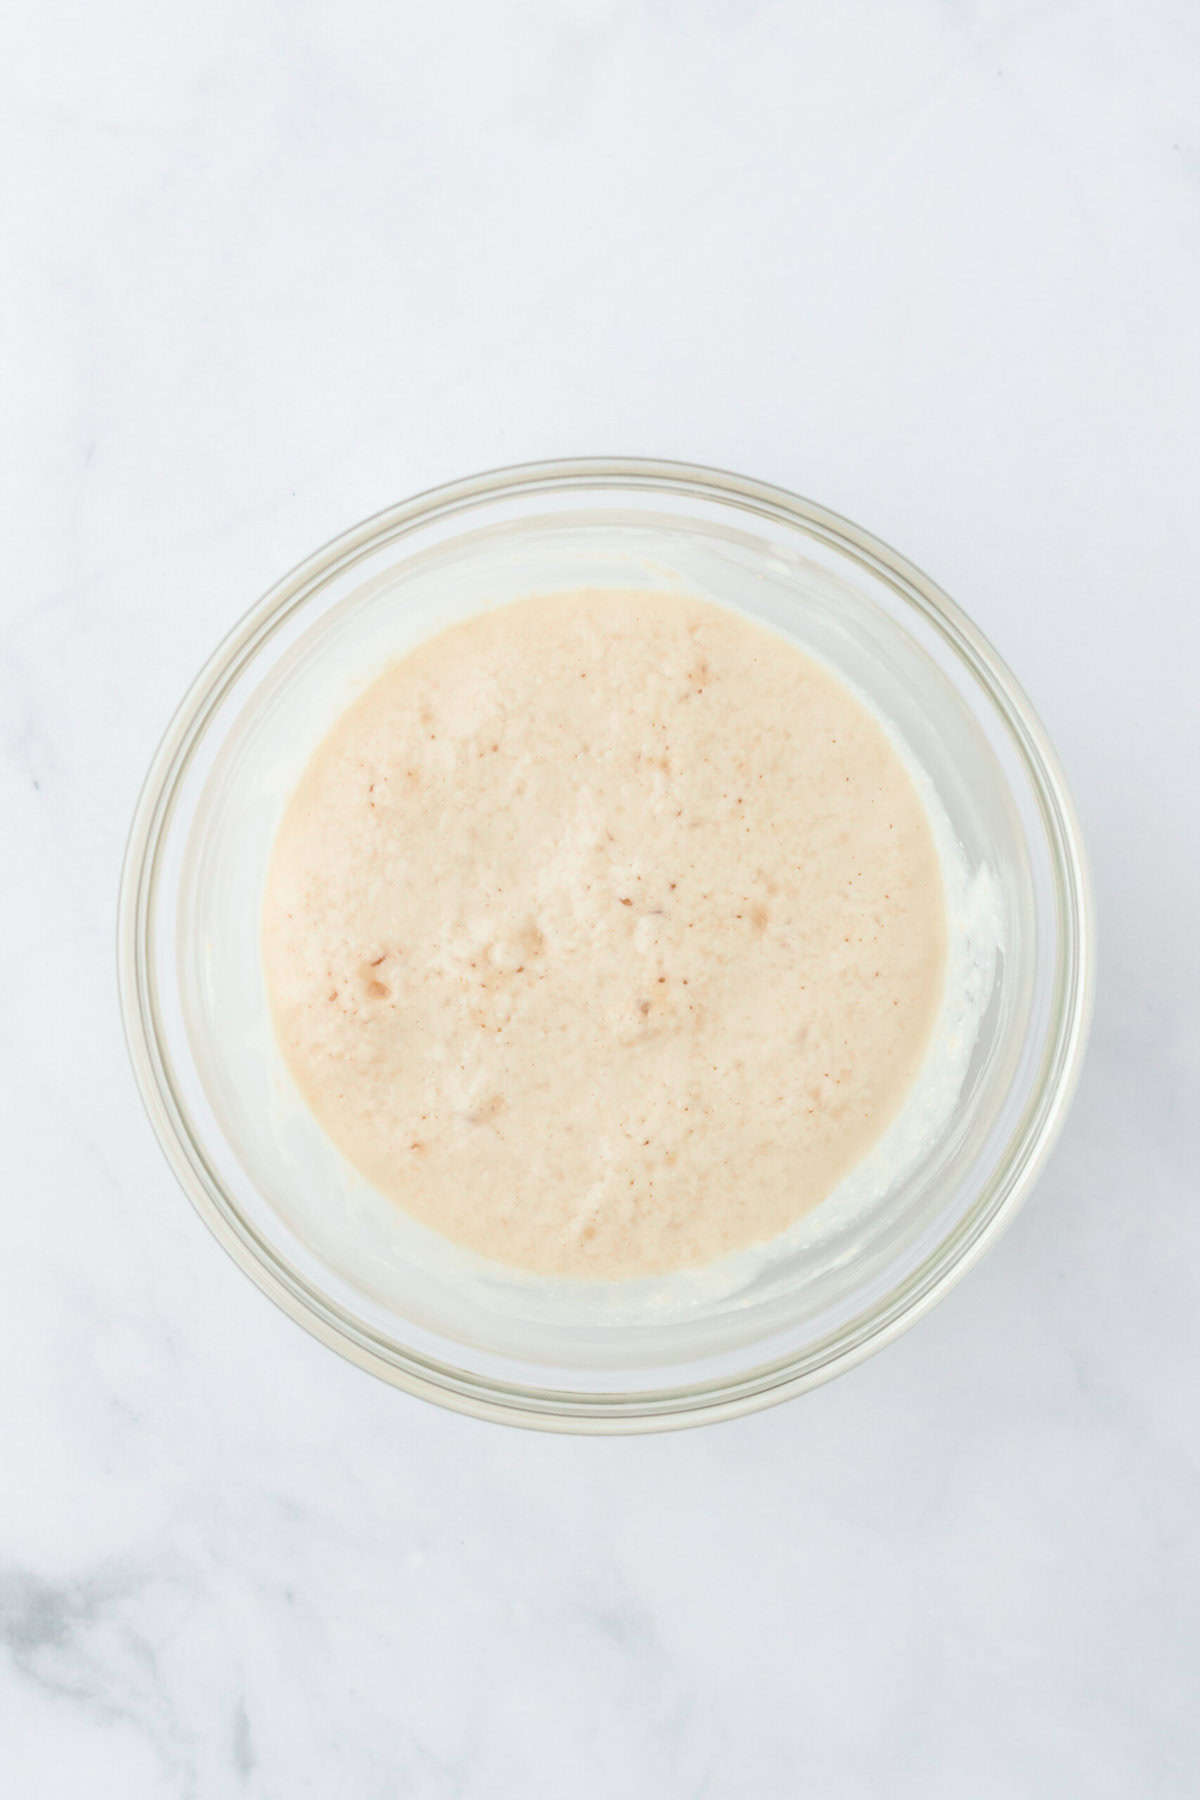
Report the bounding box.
[117,455,1095,1433]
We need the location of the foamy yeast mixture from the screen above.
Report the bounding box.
[263,589,946,1280]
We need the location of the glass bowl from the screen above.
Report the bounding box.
[118,458,1093,1432]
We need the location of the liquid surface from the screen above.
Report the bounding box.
[263,590,946,1279]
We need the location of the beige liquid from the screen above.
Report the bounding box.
[263,589,946,1279]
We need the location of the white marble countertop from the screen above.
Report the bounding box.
[5,2,1198,1793]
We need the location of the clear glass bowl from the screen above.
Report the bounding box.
[118,458,1093,1432]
